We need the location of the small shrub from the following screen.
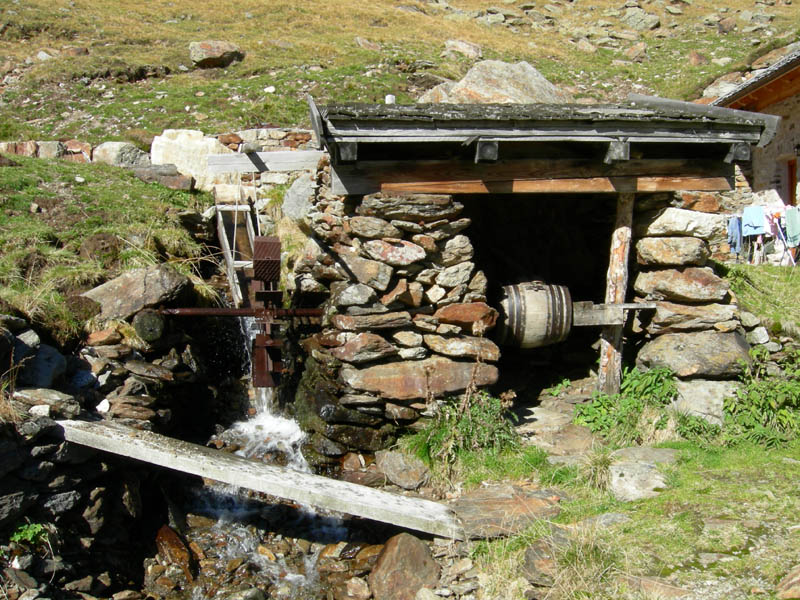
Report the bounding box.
[675,413,721,446]
[407,390,519,470]
[723,347,800,447]
[575,366,677,446]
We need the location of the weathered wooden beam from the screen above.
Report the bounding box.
[206,151,325,174]
[57,420,464,539]
[573,302,657,326]
[598,192,635,395]
[331,159,734,195]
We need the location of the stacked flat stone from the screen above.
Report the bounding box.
[631,207,750,424]
[291,170,501,460]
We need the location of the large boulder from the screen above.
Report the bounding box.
[151,129,234,191]
[636,331,750,378]
[340,356,498,400]
[189,41,244,69]
[81,264,190,321]
[92,142,151,168]
[368,533,439,600]
[636,237,710,266]
[421,60,571,104]
[637,208,726,240]
[644,301,737,335]
[634,267,729,303]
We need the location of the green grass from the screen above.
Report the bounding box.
[0,154,212,345]
[1,0,798,143]
[465,440,800,599]
[726,264,800,337]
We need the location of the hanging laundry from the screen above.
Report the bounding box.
[786,206,800,248]
[727,215,742,255]
[742,205,767,236]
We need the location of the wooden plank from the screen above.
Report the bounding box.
[573,301,657,327]
[598,192,635,395]
[331,159,734,195]
[57,420,464,539]
[207,151,325,174]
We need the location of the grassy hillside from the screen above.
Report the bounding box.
[1,0,798,142]
[0,155,212,345]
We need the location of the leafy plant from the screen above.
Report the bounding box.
[407,390,519,471]
[723,347,800,448]
[543,377,571,397]
[675,413,721,446]
[575,366,677,446]
[10,522,48,547]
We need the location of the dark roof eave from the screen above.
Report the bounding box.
[712,49,800,109]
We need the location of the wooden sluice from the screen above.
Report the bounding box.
[57,420,465,539]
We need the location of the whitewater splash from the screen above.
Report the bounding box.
[228,388,310,473]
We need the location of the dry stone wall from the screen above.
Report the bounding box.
[289,162,500,464]
[631,206,752,424]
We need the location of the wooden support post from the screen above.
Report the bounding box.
[598,192,635,395]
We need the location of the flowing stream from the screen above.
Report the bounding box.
[174,319,346,599]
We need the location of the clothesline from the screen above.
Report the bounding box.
[728,203,800,266]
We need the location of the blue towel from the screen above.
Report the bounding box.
[727,216,742,254]
[742,205,766,236]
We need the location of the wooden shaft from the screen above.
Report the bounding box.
[598,192,635,395]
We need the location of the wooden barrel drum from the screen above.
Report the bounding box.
[495,282,572,348]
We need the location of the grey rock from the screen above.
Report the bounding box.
[13,388,80,419]
[337,252,394,291]
[392,330,424,347]
[92,142,151,168]
[746,326,770,345]
[636,331,750,378]
[358,193,463,223]
[443,39,482,59]
[423,334,500,361]
[281,174,316,226]
[435,60,571,104]
[671,379,739,426]
[609,462,667,501]
[375,450,430,490]
[440,235,474,266]
[333,283,377,307]
[13,328,40,363]
[621,7,660,30]
[638,207,726,240]
[399,347,429,360]
[634,267,729,302]
[349,216,402,239]
[189,40,244,68]
[636,237,709,266]
[37,141,65,159]
[644,301,737,335]
[41,490,83,517]
[739,311,761,329]
[436,262,474,288]
[81,264,190,321]
[0,489,38,528]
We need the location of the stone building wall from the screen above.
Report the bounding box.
[751,93,800,201]
[630,206,757,424]
[289,162,502,466]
